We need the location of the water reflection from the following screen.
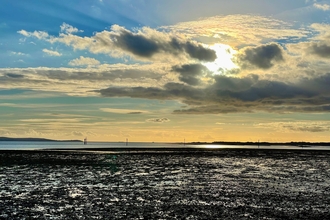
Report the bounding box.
[0,141,330,151]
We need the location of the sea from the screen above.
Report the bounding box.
[0,141,330,150]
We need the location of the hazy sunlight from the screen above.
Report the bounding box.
[203,44,238,74]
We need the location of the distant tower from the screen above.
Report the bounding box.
[83,137,87,145]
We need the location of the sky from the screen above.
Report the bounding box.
[1,0,330,142]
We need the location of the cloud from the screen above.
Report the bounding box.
[174,39,217,62]
[237,43,284,69]
[5,73,24,78]
[198,134,214,141]
[100,25,216,61]
[256,121,330,133]
[20,118,81,123]
[69,56,100,66]
[100,108,149,114]
[161,15,309,47]
[17,30,49,40]
[310,23,330,38]
[97,82,205,103]
[20,24,216,62]
[42,49,62,56]
[146,118,170,123]
[96,72,330,114]
[109,26,159,58]
[287,23,330,59]
[307,23,330,58]
[307,43,330,58]
[172,63,210,85]
[213,78,314,102]
[313,3,330,11]
[60,23,82,34]
[8,20,330,116]
[10,51,28,56]
[72,131,85,136]
[0,63,170,96]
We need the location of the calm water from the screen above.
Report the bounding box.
[1,141,330,150]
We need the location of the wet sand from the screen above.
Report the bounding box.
[0,149,330,219]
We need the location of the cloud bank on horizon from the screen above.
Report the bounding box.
[1,0,330,141]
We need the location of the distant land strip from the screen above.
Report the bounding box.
[180,141,330,147]
[0,137,82,142]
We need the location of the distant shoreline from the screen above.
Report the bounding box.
[0,137,82,142]
[1,137,330,146]
[175,141,330,147]
[1,148,330,155]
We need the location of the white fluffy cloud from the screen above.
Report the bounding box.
[42,49,62,56]
[60,22,83,34]
[17,30,49,40]
[161,15,309,47]
[10,51,28,56]
[313,3,330,11]
[69,56,100,66]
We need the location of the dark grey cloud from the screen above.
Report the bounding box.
[98,86,167,99]
[170,38,217,61]
[173,105,253,114]
[172,64,209,85]
[212,74,259,91]
[96,72,330,114]
[282,124,330,133]
[238,43,284,69]
[218,80,316,101]
[0,73,52,85]
[98,82,205,101]
[29,68,164,82]
[5,73,24,78]
[308,43,330,58]
[256,121,330,133]
[299,74,330,93]
[112,29,159,57]
[127,112,143,114]
[295,127,329,132]
[146,118,170,123]
[109,27,216,61]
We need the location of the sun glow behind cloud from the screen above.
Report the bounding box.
[203,44,238,74]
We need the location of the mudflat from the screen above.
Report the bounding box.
[0,149,330,219]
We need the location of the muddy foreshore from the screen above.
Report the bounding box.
[0,149,330,219]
